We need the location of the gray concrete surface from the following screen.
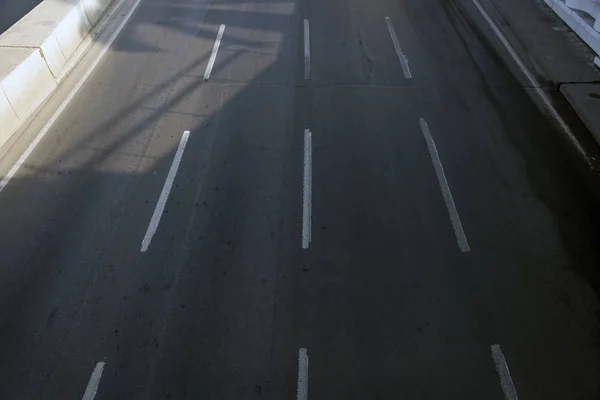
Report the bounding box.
[562,82,600,142]
[0,0,43,34]
[0,0,600,398]
[478,0,600,144]
[0,0,120,147]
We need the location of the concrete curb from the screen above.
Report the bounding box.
[0,0,118,149]
[545,0,600,65]
[540,0,600,145]
[478,0,600,150]
[561,83,600,144]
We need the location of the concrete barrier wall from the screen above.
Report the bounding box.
[83,0,116,26]
[0,0,117,149]
[545,0,600,66]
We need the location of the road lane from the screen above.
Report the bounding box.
[123,4,303,397]
[298,0,600,398]
[30,0,302,398]
[297,85,503,398]
[0,0,599,398]
[0,0,222,397]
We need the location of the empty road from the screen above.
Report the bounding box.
[0,0,43,34]
[0,0,600,398]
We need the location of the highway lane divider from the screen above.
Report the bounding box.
[302,129,312,249]
[304,19,310,80]
[0,0,131,151]
[204,24,226,81]
[141,130,191,252]
[491,344,520,400]
[419,118,470,253]
[385,17,412,79]
[297,348,309,400]
[81,361,105,400]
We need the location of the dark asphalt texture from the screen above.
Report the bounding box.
[0,0,43,34]
[1,0,600,398]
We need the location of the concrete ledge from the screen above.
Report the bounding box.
[0,48,57,147]
[565,0,600,30]
[547,0,600,57]
[83,0,115,26]
[0,0,95,77]
[0,89,21,148]
[0,0,116,149]
[561,83,600,144]
[0,48,57,119]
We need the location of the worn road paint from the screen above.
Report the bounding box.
[141,131,190,252]
[204,24,226,81]
[385,17,412,79]
[81,362,105,400]
[419,118,470,252]
[491,344,519,400]
[304,19,311,80]
[302,129,312,249]
[297,348,309,400]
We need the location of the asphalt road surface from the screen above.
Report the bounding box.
[0,0,43,34]
[1,0,600,398]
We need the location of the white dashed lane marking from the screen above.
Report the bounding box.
[419,118,470,252]
[491,344,519,400]
[81,361,105,400]
[385,17,412,79]
[141,130,190,252]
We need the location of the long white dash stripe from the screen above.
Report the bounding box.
[140,130,190,252]
[384,17,412,79]
[491,344,519,400]
[0,0,143,195]
[304,19,311,80]
[297,348,309,400]
[302,129,312,249]
[471,0,590,166]
[419,119,470,252]
[204,24,226,81]
[81,361,105,400]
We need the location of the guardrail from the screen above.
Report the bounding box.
[545,0,600,66]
